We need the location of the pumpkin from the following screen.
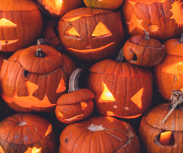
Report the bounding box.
[87,49,153,118]
[123,31,165,67]
[139,90,183,153]
[0,0,43,52]
[55,68,94,124]
[122,0,183,40]
[83,0,124,10]
[154,33,183,101]
[0,113,57,153]
[0,43,76,112]
[33,0,84,18]
[59,116,141,153]
[58,7,125,62]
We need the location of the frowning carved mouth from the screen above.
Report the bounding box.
[68,42,115,52]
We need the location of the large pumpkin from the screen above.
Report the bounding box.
[0,0,43,52]
[122,0,183,40]
[0,113,57,153]
[58,7,125,62]
[87,50,153,118]
[59,116,141,153]
[154,33,183,101]
[0,44,76,112]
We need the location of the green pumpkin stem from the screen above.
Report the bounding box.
[179,33,183,43]
[144,30,150,40]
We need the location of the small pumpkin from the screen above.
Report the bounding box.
[123,31,165,67]
[55,68,94,124]
[59,116,141,153]
[0,42,76,112]
[0,113,57,153]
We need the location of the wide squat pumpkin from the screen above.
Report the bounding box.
[59,116,141,153]
[123,31,165,67]
[0,0,43,52]
[154,33,183,101]
[87,49,153,118]
[0,44,76,112]
[58,7,125,62]
[55,68,94,124]
[0,113,57,153]
[122,0,183,40]
[139,90,183,153]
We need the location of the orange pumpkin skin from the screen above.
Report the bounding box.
[122,0,183,40]
[0,113,57,153]
[59,116,141,153]
[123,33,165,67]
[154,36,183,101]
[87,59,153,118]
[139,103,183,153]
[0,0,43,52]
[0,45,76,112]
[84,0,124,10]
[58,8,125,62]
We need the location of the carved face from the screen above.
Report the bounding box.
[59,7,125,62]
[122,0,183,40]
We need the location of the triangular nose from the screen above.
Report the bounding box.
[85,44,92,49]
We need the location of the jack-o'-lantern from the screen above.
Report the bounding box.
[154,33,183,101]
[122,0,183,40]
[59,116,141,153]
[33,0,84,18]
[58,7,125,62]
[87,49,153,118]
[0,0,43,52]
[55,68,94,124]
[123,31,165,67]
[84,0,124,10]
[0,113,57,153]
[139,90,183,153]
[0,43,76,112]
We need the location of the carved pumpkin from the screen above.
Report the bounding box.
[87,49,153,118]
[59,116,141,153]
[83,0,124,10]
[154,33,183,101]
[0,44,76,112]
[122,0,183,40]
[0,0,43,52]
[55,68,94,124]
[139,91,183,153]
[0,113,57,153]
[33,0,84,18]
[58,7,125,62]
[123,31,165,67]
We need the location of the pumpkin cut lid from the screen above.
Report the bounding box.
[15,45,62,74]
[0,0,39,11]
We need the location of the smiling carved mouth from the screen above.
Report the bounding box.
[68,42,115,52]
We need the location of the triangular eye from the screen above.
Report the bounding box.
[65,25,80,38]
[92,22,112,37]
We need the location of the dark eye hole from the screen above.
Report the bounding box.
[24,70,29,78]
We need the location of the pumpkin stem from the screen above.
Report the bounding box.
[18,121,26,126]
[35,47,45,58]
[68,68,82,92]
[144,30,150,40]
[162,90,183,123]
[179,33,183,43]
[116,47,124,62]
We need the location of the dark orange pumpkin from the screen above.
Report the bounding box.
[154,33,183,101]
[87,49,153,118]
[0,0,43,52]
[59,116,141,153]
[122,0,183,40]
[0,113,57,153]
[55,68,94,124]
[0,44,76,112]
[123,31,165,67]
[58,7,125,62]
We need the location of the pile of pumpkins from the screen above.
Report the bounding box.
[0,0,182,152]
